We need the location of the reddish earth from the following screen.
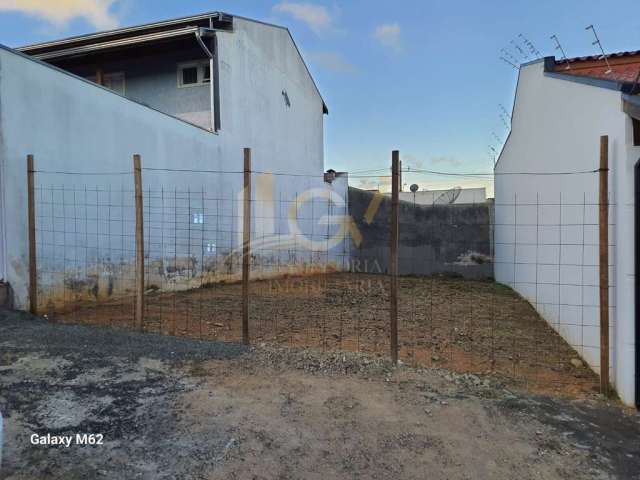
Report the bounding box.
[48,273,599,398]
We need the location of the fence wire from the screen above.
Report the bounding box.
[32,163,613,397]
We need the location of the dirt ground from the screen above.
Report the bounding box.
[49,273,600,398]
[1,310,639,480]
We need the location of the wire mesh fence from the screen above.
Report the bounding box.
[35,183,137,328]
[30,151,613,397]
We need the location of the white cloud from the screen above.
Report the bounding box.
[272,2,331,33]
[309,51,356,73]
[0,0,120,30]
[357,175,391,192]
[431,156,463,167]
[372,22,402,51]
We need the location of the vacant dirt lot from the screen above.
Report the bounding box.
[49,273,599,398]
[1,310,638,479]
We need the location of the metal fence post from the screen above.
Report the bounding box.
[133,154,144,331]
[390,150,400,364]
[242,147,251,345]
[598,135,610,395]
[27,154,37,315]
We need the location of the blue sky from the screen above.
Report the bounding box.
[1,0,639,194]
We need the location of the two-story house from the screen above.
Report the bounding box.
[0,12,345,311]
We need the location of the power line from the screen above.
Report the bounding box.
[34,170,130,175]
[407,168,598,176]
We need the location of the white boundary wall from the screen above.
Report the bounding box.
[494,59,639,405]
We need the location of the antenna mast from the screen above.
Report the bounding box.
[518,33,542,59]
[585,24,612,74]
[550,34,571,70]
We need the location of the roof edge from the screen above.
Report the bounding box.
[231,15,328,114]
[17,11,328,115]
[543,70,634,93]
[520,57,547,68]
[18,11,231,52]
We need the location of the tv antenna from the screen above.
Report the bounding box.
[550,34,571,70]
[499,56,518,69]
[518,33,542,59]
[501,48,519,64]
[585,24,612,74]
[498,104,512,120]
[511,39,529,60]
[435,187,462,205]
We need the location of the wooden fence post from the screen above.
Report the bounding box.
[599,135,610,395]
[133,154,144,331]
[242,148,251,345]
[390,150,400,364]
[27,155,37,315]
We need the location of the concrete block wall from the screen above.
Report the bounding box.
[348,187,493,278]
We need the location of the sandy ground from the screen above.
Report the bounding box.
[49,273,600,398]
[1,310,638,480]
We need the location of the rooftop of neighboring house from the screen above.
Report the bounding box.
[16,12,232,58]
[14,11,328,115]
[544,50,640,94]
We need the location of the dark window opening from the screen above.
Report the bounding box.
[203,65,211,83]
[182,66,198,85]
[633,118,640,146]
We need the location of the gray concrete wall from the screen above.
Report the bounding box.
[348,188,493,278]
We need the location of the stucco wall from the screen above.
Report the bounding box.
[216,18,325,175]
[122,49,213,129]
[494,60,638,405]
[51,44,215,131]
[0,41,340,313]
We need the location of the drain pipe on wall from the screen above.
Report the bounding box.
[195,28,216,132]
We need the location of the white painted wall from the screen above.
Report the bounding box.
[0,33,345,313]
[216,18,325,175]
[396,187,486,205]
[494,59,639,405]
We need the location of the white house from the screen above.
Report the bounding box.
[495,51,640,406]
[397,187,487,205]
[0,12,349,312]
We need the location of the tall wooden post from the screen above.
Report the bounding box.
[598,135,610,395]
[390,150,400,364]
[242,148,251,345]
[27,155,37,315]
[133,154,144,331]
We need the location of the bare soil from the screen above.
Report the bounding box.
[48,273,600,399]
[1,311,638,479]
